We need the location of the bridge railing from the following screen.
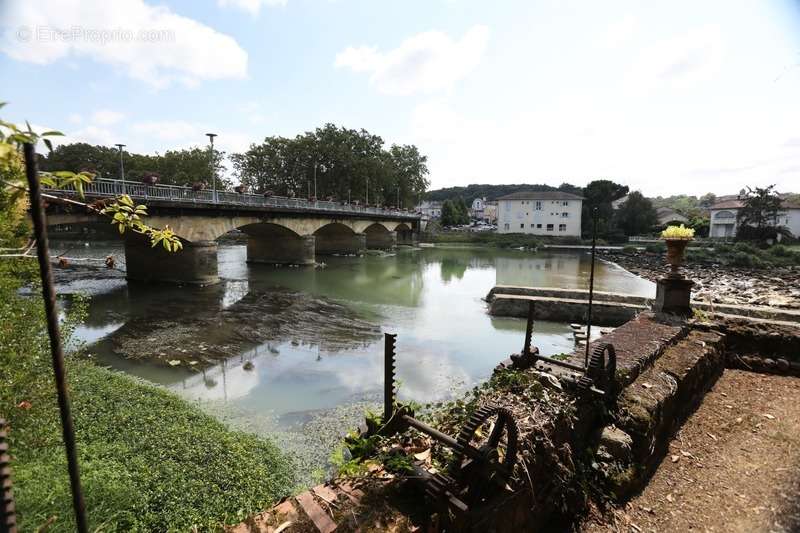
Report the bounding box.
[45,177,419,219]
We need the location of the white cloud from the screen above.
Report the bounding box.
[217,0,287,16]
[599,15,638,48]
[625,26,724,92]
[335,25,490,95]
[131,120,251,154]
[91,109,125,126]
[1,0,248,88]
[67,113,83,125]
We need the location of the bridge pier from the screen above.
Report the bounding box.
[124,238,219,285]
[246,234,316,265]
[396,230,417,246]
[315,232,367,256]
[366,230,397,250]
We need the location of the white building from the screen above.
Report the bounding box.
[496,191,584,236]
[709,199,800,238]
[470,197,486,220]
[483,201,498,224]
[416,200,443,218]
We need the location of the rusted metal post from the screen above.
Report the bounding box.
[523,300,535,357]
[584,207,599,369]
[23,143,88,533]
[0,419,17,533]
[384,333,397,422]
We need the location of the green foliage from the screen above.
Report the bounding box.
[0,262,294,531]
[621,245,638,254]
[231,124,429,206]
[582,179,629,238]
[615,191,658,236]
[425,182,581,204]
[644,242,666,253]
[736,185,786,242]
[684,243,800,269]
[40,143,231,189]
[440,198,469,226]
[423,231,541,249]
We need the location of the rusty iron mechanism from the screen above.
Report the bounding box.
[501,301,618,400]
[1,419,17,533]
[380,334,519,516]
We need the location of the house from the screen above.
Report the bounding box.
[415,200,443,218]
[496,191,584,236]
[483,201,498,224]
[470,197,486,220]
[656,207,688,226]
[709,199,800,238]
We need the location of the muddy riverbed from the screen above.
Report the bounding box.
[601,250,800,309]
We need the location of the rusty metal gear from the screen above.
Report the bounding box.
[451,405,518,502]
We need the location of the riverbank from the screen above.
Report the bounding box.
[0,261,296,531]
[601,249,800,309]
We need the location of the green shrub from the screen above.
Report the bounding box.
[645,242,666,253]
[686,248,712,263]
[734,242,759,255]
[728,251,764,268]
[769,244,790,257]
[621,245,637,254]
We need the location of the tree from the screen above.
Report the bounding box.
[40,143,229,189]
[440,200,457,226]
[582,179,629,238]
[736,185,787,242]
[615,191,658,236]
[231,124,429,204]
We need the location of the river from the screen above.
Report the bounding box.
[53,242,655,482]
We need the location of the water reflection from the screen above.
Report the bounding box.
[59,243,654,419]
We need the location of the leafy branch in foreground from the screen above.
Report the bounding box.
[0,101,182,252]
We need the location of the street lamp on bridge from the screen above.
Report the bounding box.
[206,133,218,204]
[115,143,126,193]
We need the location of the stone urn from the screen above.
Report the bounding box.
[664,238,690,277]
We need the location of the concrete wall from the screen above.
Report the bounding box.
[497,198,582,236]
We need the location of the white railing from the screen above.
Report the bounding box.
[46,178,419,220]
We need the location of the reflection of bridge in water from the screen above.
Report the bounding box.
[44,178,422,284]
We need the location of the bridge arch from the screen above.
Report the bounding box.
[364,223,397,250]
[313,222,365,255]
[394,222,416,246]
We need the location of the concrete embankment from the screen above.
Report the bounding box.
[486,285,800,325]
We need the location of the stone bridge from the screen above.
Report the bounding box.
[44,178,422,285]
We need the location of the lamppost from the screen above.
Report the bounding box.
[313,162,318,199]
[366,176,369,205]
[115,143,125,193]
[205,133,218,203]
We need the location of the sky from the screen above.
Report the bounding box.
[1,0,800,197]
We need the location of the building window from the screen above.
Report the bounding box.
[536,224,542,229]
[562,212,568,218]
[546,224,554,231]
[563,201,569,206]
[559,224,567,232]
[520,223,524,229]
[530,224,535,228]
[535,201,542,210]
[504,223,509,230]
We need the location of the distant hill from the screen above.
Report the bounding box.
[425,183,581,204]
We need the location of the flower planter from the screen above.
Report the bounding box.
[664,238,690,278]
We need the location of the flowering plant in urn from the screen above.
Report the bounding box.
[661,224,694,277]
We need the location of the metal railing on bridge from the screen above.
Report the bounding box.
[45,177,420,220]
